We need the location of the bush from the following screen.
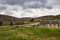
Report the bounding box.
[0,22,3,26]
[10,22,13,26]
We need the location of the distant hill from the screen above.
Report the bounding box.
[36,15,60,20]
[0,14,60,25]
[0,15,23,24]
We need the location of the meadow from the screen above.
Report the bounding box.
[0,26,60,40]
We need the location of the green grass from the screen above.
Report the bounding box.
[0,26,60,40]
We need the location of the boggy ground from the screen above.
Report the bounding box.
[0,26,60,40]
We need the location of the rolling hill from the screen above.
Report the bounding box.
[0,14,60,25]
[38,15,60,20]
[0,15,23,24]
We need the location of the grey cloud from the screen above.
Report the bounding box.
[47,0,60,7]
[0,0,48,9]
[21,9,33,16]
[0,0,60,9]
[0,4,7,13]
[46,6,52,9]
[4,0,47,5]
[0,0,60,18]
[0,5,6,10]
[53,0,60,5]
[24,1,43,8]
[5,11,13,15]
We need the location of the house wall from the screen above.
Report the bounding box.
[55,24,58,28]
[47,24,51,28]
[40,24,60,28]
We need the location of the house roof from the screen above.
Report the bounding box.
[40,20,60,24]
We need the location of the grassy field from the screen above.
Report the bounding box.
[0,26,60,40]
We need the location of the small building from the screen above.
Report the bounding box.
[40,20,60,28]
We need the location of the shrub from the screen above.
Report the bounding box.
[0,21,3,26]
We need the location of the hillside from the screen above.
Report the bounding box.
[0,14,60,24]
[20,15,60,21]
[0,15,22,23]
[37,15,60,20]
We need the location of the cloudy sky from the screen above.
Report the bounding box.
[0,0,60,18]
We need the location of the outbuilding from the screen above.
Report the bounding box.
[40,20,60,28]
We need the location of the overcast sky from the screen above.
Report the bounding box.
[0,0,60,18]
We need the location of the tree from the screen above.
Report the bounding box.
[16,23,19,25]
[30,19,34,22]
[10,22,13,26]
[15,23,19,28]
[0,22,2,26]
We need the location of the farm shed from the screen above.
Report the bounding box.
[40,20,60,28]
